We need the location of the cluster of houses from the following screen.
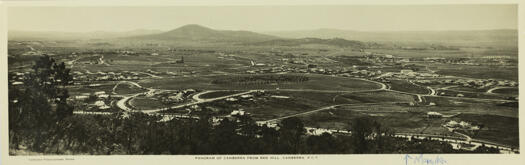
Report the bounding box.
[246,66,294,74]
[423,57,473,64]
[225,94,256,102]
[253,122,352,136]
[423,56,516,66]
[72,91,112,110]
[166,92,184,103]
[206,109,257,127]
[378,69,440,79]
[116,50,136,55]
[305,127,351,136]
[427,111,443,118]
[72,70,195,83]
[217,53,241,61]
[286,57,338,65]
[230,109,247,116]
[245,63,382,79]
[362,53,411,64]
[72,70,143,82]
[443,120,481,132]
[9,72,28,86]
[159,89,196,104]
[414,78,518,89]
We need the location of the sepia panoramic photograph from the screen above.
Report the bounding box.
[5,4,519,156]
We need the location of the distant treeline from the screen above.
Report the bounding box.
[250,38,381,49]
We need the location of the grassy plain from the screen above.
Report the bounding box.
[139,74,381,91]
[492,88,518,96]
[198,91,244,99]
[388,80,430,95]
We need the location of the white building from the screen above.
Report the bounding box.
[94,100,105,106]
[427,111,443,118]
[75,95,89,100]
[231,110,245,116]
[240,94,253,99]
[98,94,109,99]
[94,91,106,95]
[12,82,24,85]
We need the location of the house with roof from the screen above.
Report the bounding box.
[427,111,443,118]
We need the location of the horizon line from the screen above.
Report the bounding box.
[7,27,519,34]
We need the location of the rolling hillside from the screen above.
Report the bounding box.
[129,24,280,43]
[264,29,518,48]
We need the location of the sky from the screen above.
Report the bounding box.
[7,5,518,32]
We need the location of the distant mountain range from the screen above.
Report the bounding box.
[127,25,374,48]
[9,24,517,48]
[263,29,518,48]
[9,24,373,48]
[8,29,163,41]
[127,24,279,43]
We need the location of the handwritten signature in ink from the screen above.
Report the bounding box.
[404,154,447,165]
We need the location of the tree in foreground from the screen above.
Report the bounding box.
[9,54,73,152]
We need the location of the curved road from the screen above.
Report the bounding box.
[79,76,518,152]
[487,86,517,94]
[112,81,144,94]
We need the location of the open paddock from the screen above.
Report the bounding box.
[433,64,518,81]
[129,96,166,110]
[388,79,430,95]
[422,96,518,118]
[139,74,382,91]
[447,86,488,93]
[113,83,147,95]
[334,90,417,103]
[298,105,456,137]
[198,90,248,99]
[67,82,115,95]
[452,114,519,147]
[436,89,510,100]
